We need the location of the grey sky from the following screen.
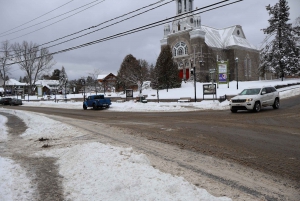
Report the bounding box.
[1,0,299,80]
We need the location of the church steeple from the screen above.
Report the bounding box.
[176,0,194,15]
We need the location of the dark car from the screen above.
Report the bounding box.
[10,98,23,106]
[0,97,12,105]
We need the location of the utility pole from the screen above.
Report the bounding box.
[192,44,197,102]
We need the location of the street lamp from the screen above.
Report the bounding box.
[190,59,196,102]
[81,79,86,101]
[235,57,239,90]
[65,78,68,102]
[199,59,204,80]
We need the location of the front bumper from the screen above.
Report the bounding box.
[229,102,254,110]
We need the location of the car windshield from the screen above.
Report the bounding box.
[239,88,261,95]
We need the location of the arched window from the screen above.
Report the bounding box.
[178,0,182,14]
[244,54,252,78]
[189,0,192,11]
[178,47,184,56]
[173,42,188,57]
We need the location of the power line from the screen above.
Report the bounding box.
[41,0,175,50]
[4,0,106,41]
[0,0,74,36]
[7,0,243,66]
[6,0,172,58]
[39,0,174,48]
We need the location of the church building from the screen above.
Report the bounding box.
[160,0,260,82]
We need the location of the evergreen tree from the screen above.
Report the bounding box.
[260,0,299,80]
[58,66,68,93]
[50,69,61,80]
[154,45,181,91]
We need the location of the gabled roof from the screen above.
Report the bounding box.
[35,80,59,90]
[201,25,258,50]
[5,79,27,86]
[97,73,116,80]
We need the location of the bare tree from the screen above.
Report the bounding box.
[12,41,55,94]
[88,68,101,94]
[0,40,12,96]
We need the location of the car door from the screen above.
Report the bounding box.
[267,87,276,105]
[260,88,269,106]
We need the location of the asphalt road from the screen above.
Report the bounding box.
[4,95,300,186]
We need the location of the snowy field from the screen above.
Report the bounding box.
[0,79,300,200]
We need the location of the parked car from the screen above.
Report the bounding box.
[229,86,280,113]
[0,97,12,105]
[10,98,23,106]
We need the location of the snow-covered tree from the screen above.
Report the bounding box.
[58,66,68,93]
[154,45,181,91]
[260,0,299,80]
[0,40,12,96]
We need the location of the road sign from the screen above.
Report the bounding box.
[209,69,216,73]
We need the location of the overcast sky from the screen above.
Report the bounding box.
[1,0,299,80]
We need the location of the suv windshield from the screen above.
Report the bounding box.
[239,88,261,95]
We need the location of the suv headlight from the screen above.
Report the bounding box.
[246,98,253,102]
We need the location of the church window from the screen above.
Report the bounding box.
[244,55,252,78]
[178,47,184,56]
[189,0,192,11]
[173,42,188,57]
[178,0,182,14]
[184,0,187,12]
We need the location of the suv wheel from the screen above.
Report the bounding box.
[272,98,280,109]
[253,101,261,112]
[83,105,87,110]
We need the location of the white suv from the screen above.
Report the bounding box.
[229,86,280,113]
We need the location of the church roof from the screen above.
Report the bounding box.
[201,25,258,50]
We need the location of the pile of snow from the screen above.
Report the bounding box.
[36,142,231,201]
[1,109,81,139]
[0,115,8,142]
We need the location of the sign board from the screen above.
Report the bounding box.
[203,84,216,95]
[126,89,133,98]
[37,85,43,97]
[209,69,216,73]
[217,61,228,84]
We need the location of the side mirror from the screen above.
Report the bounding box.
[261,91,266,95]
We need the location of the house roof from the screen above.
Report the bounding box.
[201,25,258,50]
[5,79,27,86]
[35,80,59,90]
[97,73,116,80]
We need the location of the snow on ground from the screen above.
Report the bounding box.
[0,157,34,201]
[0,109,231,201]
[0,115,8,142]
[0,79,299,200]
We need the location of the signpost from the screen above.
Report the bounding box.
[217,61,228,85]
